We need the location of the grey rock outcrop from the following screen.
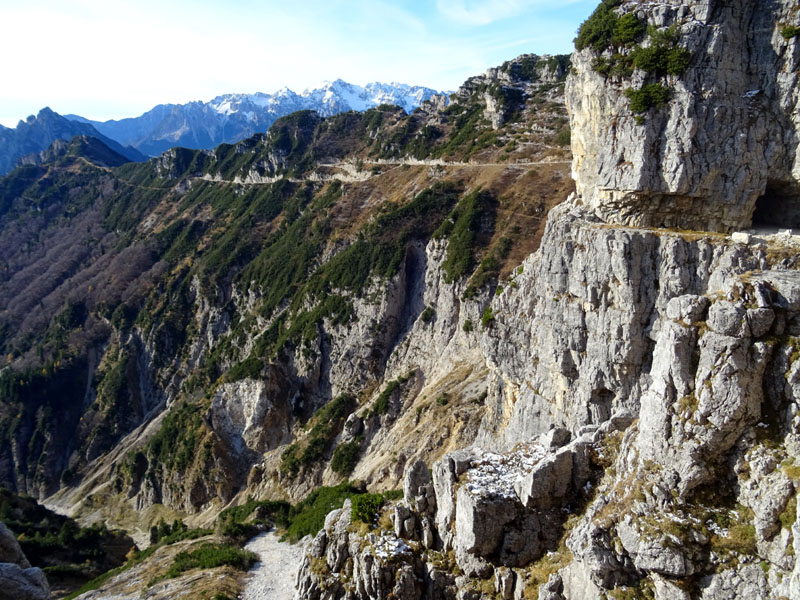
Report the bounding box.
[209,376,291,455]
[0,522,50,600]
[0,523,29,568]
[294,499,424,600]
[295,2,800,599]
[567,0,800,232]
[478,200,764,450]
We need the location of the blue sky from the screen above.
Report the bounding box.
[0,0,598,127]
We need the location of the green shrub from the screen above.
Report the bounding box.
[282,483,363,542]
[631,27,691,76]
[280,444,301,476]
[150,519,211,545]
[162,544,256,580]
[372,378,404,416]
[226,355,262,381]
[611,12,646,47]
[434,188,497,283]
[625,84,671,113]
[281,394,358,477]
[144,401,206,472]
[463,319,474,333]
[351,493,384,524]
[575,0,623,52]
[219,521,259,544]
[383,489,404,501]
[331,440,362,476]
[420,306,435,322]
[218,498,291,529]
[781,25,800,39]
[481,307,495,328]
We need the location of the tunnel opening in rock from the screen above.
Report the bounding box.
[588,388,614,424]
[751,181,800,229]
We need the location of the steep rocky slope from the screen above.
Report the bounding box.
[292,1,800,599]
[5,1,799,595]
[0,52,571,525]
[567,0,800,232]
[298,202,800,599]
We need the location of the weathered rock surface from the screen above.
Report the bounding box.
[478,200,764,450]
[295,499,424,600]
[296,189,800,598]
[567,0,800,232]
[0,522,50,600]
[209,377,291,455]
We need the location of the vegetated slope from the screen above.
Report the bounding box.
[67,80,445,157]
[0,53,572,527]
[0,108,145,175]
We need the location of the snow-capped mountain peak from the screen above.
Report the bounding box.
[69,79,445,156]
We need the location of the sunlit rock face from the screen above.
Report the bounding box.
[567,0,800,233]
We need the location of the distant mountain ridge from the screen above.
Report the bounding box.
[0,108,145,175]
[67,79,446,156]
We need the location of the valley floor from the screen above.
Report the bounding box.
[241,532,304,600]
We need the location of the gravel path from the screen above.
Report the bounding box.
[241,531,304,600]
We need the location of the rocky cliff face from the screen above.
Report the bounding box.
[0,51,572,522]
[567,0,800,232]
[294,1,800,598]
[477,201,763,448]
[296,200,800,599]
[7,8,800,594]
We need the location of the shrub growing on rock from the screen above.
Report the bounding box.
[351,493,384,525]
[625,84,671,113]
[331,439,362,476]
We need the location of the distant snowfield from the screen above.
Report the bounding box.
[241,531,305,600]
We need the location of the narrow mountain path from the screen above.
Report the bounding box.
[188,157,572,187]
[241,531,304,600]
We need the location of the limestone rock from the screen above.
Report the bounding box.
[0,523,29,568]
[433,450,475,551]
[403,459,435,516]
[537,574,564,600]
[0,522,49,600]
[208,377,290,455]
[567,0,800,232]
[698,564,769,599]
[0,564,50,600]
[454,487,519,570]
[652,574,691,600]
[478,201,764,451]
[616,517,693,577]
[514,446,573,511]
[736,446,797,540]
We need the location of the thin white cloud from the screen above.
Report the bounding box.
[436,0,585,26]
[436,0,533,26]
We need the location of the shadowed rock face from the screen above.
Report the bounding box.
[0,522,50,600]
[567,0,800,233]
